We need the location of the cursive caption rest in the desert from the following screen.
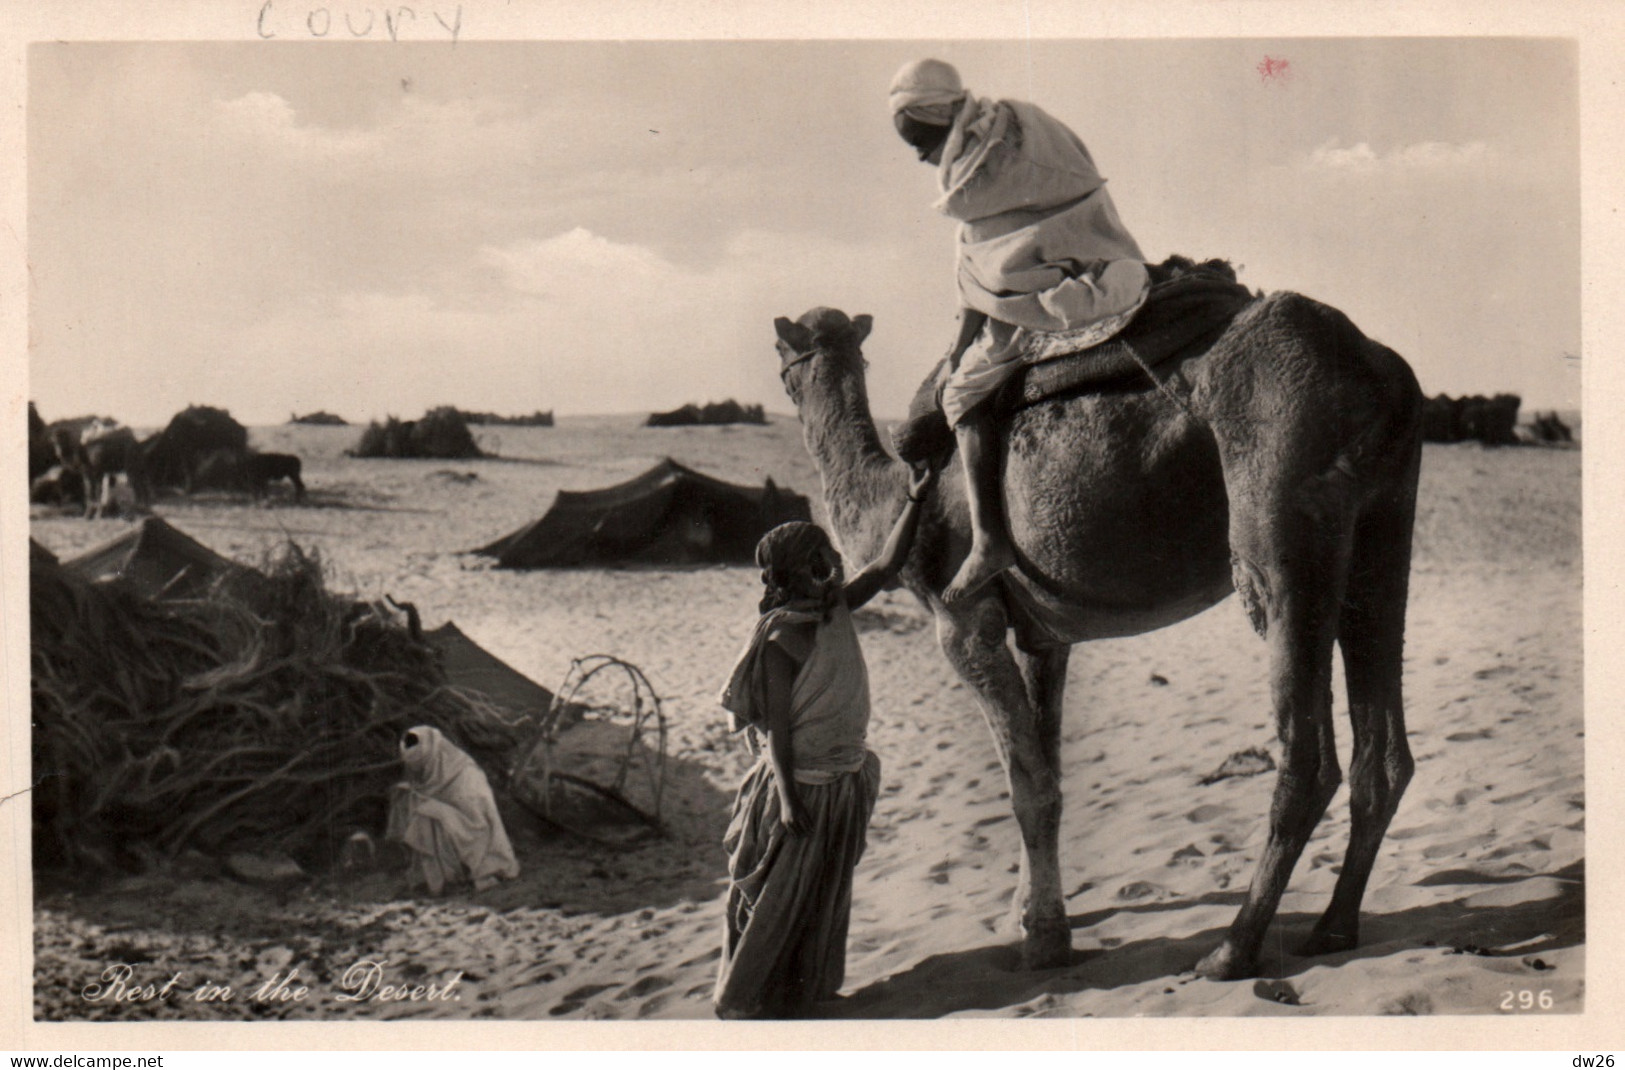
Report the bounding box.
[80,960,463,1004]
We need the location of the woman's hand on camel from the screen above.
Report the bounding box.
[908,463,939,503]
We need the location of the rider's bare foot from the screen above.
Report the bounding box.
[942,540,1016,605]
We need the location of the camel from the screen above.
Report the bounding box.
[51,419,152,519]
[771,290,1423,981]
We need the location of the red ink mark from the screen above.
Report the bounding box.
[1257,55,1291,83]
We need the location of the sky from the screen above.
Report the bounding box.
[25,36,1580,427]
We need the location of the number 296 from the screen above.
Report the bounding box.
[1501,989,1554,1011]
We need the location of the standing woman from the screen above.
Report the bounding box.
[713,464,937,1019]
[890,57,1151,605]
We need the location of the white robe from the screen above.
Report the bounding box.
[386,725,519,894]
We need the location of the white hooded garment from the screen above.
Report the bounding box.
[386,725,519,894]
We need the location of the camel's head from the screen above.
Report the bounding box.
[773,307,873,405]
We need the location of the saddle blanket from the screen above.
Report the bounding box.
[892,257,1258,465]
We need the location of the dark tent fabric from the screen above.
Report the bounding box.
[30,538,60,568]
[424,621,560,720]
[61,517,255,600]
[473,457,813,568]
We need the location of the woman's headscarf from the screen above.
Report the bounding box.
[754,521,842,617]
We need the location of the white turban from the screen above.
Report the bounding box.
[888,58,966,124]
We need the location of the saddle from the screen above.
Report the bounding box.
[891,256,1258,465]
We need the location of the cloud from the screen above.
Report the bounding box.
[215,91,383,158]
[480,229,678,300]
[1305,137,1492,172]
[203,223,934,423]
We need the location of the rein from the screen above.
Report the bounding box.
[778,346,822,381]
[779,340,870,383]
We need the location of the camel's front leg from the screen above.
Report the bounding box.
[939,603,1070,969]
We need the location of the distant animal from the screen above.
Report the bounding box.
[772,282,1422,980]
[247,452,306,502]
[51,418,151,519]
[186,448,305,503]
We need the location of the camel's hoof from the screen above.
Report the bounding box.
[1194,941,1258,981]
[1020,921,1073,971]
[1295,926,1358,958]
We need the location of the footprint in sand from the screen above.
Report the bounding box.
[1484,839,1551,861]
[549,983,618,1017]
[1253,979,1303,1006]
[1421,833,1496,860]
[636,993,676,1019]
[1116,880,1173,902]
[1186,803,1230,823]
[616,975,673,1001]
[1378,992,1436,1015]
[678,947,721,969]
[927,860,956,885]
[1167,844,1206,868]
[1445,729,1494,743]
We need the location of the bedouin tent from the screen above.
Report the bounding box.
[30,538,59,568]
[424,621,562,721]
[61,516,257,600]
[472,457,813,568]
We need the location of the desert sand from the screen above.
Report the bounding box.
[28,415,1583,1022]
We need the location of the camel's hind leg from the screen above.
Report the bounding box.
[938,602,1072,969]
[1195,485,1354,980]
[1300,470,1419,955]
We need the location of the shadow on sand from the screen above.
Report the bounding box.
[832,861,1583,1018]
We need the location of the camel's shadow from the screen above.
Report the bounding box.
[831,861,1583,1018]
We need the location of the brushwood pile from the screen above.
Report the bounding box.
[29,543,521,875]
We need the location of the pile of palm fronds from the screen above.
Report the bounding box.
[350,406,484,459]
[30,543,521,875]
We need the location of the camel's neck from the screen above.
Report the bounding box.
[797,357,905,566]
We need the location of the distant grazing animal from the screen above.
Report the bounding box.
[186,448,305,503]
[772,287,1422,980]
[51,418,151,519]
[247,452,305,502]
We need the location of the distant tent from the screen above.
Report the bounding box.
[61,517,257,600]
[423,622,560,721]
[473,457,813,568]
